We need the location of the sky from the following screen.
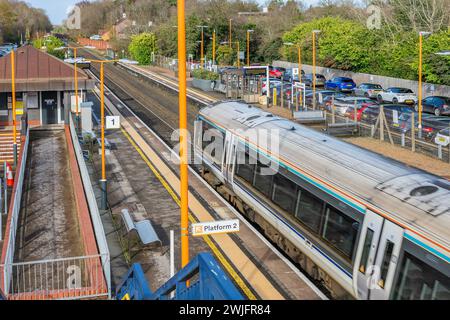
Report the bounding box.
[25,0,322,25]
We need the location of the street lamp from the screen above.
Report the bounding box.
[197,25,208,69]
[212,29,216,65]
[246,29,254,66]
[10,48,17,165]
[418,31,431,138]
[312,30,321,110]
[89,58,121,210]
[229,18,233,50]
[177,0,190,269]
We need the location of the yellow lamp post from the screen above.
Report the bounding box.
[90,59,120,210]
[229,19,233,50]
[197,25,208,69]
[177,0,190,269]
[212,29,216,65]
[312,30,321,110]
[10,49,17,165]
[246,29,254,66]
[418,31,431,139]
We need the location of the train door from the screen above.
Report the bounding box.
[354,210,403,300]
[221,131,233,182]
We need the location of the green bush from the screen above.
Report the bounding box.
[191,69,219,81]
[33,36,65,59]
[128,32,157,65]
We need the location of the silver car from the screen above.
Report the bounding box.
[353,83,383,98]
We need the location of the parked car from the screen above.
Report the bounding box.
[361,104,415,124]
[321,92,347,109]
[345,101,379,121]
[302,73,326,87]
[435,128,450,146]
[416,96,450,116]
[283,68,306,82]
[377,87,417,105]
[395,114,447,140]
[353,83,384,98]
[324,77,356,92]
[269,66,285,78]
[326,97,374,115]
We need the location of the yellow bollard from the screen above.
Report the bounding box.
[273,88,277,107]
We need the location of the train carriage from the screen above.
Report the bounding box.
[194,100,450,300]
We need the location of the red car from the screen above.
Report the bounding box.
[345,102,378,121]
[269,66,285,79]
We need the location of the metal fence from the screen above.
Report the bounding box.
[1,127,29,295]
[7,254,108,300]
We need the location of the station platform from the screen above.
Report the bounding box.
[0,123,109,300]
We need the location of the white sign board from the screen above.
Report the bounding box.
[292,68,299,76]
[392,110,399,124]
[192,219,240,237]
[106,116,120,129]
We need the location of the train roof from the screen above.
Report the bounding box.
[199,101,450,254]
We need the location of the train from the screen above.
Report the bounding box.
[194,100,449,300]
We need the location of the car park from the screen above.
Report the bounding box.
[416,96,450,116]
[353,83,384,98]
[377,87,417,104]
[324,77,356,92]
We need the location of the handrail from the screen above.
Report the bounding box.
[0,127,29,294]
[116,252,244,300]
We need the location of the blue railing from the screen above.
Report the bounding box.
[116,252,244,300]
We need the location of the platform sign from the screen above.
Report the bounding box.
[106,116,120,129]
[192,219,240,237]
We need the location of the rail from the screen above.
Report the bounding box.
[0,127,29,295]
[6,254,109,300]
[69,114,111,298]
[116,252,245,300]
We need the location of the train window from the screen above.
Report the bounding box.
[253,161,275,198]
[359,228,374,274]
[321,206,359,259]
[295,190,324,234]
[202,121,224,165]
[271,174,297,214]
[393,252,450,300]
[378,240,394,288]
[235,149,255,184]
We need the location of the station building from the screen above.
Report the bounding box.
[0,45,94,127]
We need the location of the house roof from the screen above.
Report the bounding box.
[0,45,94,92]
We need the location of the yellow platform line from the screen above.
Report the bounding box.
[121,128,257,300]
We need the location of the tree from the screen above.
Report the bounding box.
[128,32,157,64]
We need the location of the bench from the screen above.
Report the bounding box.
[293,111,326,124]
[326,122,359,137]
[121,209,162,248]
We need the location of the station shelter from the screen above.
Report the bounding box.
[0,45,94,127]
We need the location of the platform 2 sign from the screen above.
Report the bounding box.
[192,219,240,237]
[106,116,120,129]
